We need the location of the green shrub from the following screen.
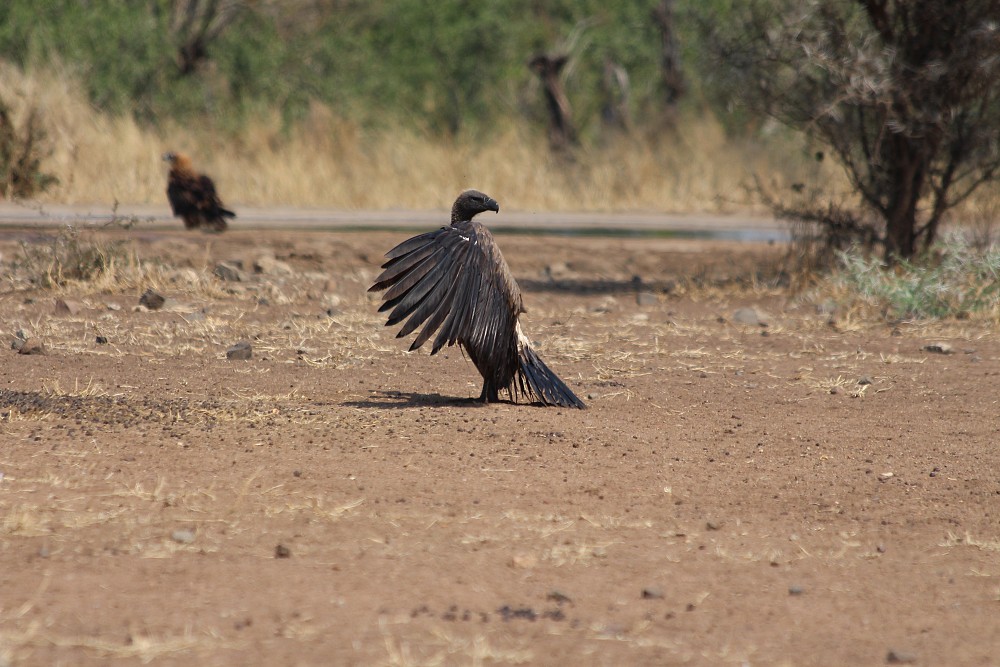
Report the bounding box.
[835,236,1000,320]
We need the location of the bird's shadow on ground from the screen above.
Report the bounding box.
[344,390,496,409]
[518,277,672,296]
[343,390,559,410]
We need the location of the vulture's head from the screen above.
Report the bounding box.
[161,151,193,171]
[452,189,500,223]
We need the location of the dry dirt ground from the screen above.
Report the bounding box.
[0,224,998,666]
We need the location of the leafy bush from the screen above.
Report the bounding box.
[835,236,1000,320]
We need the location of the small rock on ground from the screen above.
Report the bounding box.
[886,649,917,664]
[275,544,292,558]
[636,291,659,306]
[54,298,82,315]
[16,340,45,355]
[170,529,195,544]
[253,254,293,276]
[214,262,244,282]
[732,306,768,326]
[922,342,953,354]
[226,341,253,360]
[139,289,166,311]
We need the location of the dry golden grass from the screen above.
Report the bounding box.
[0,62,832,212]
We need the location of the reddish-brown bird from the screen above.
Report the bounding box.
[162,152,235,232]
[369,190,585,408]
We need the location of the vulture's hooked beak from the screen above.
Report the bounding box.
[487,198,500,214]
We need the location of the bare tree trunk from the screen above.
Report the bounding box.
[529,54,577,154]
[651,0,685,124]
[883,136,926,261]
[170,0,244,76]
[601,59,631,134]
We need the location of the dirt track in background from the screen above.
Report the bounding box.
[1,225,998,666]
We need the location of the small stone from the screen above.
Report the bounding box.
[139,289,166,310]
[922,342,953,354]
[253,254,293,276]
[54,298,82,315]
[878,472,894,481]
[105,302,122,311]
[788,585,804,596]
[732,307,767,326]
[226,341,253,360]
[95,335,108,345]
[510,553,538,569]
[170,529,195,544]
[830,386,841,395]
[636,291,658,306]
[214,262,244,282]
[275,544,292,559]
[886,649,917,664]
[705,520,723,531]
[857,376,873,385]
[547,590,573,604]
[17,340,45,355]
[641,587,664,600]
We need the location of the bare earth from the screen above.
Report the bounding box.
[1,223,998,666]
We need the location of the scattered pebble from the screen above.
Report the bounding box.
[636,291,658,306]
[226,341,253,361]
[732,306,768,326]
[170,529,195,544]
[705,520,723,531]
[830,386,841,395]
[253,254,293,276]
[510,553,538,569]
[878,472,894,481]
[641,587,664,600]
[214,262,244,282]
[886,649,918,664]
[95,335,108,345]
[857,376,873,385]
[16,340,45,355]
[54,298,82,316]
[788,585,804,596]
[922,342,953,355]
[547,590,572,604]
[275,544,292,558]
[139,289,166,311]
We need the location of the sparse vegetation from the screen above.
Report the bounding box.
[13,224,135,287]
[0,94,57,198]
[831,235,1000,321]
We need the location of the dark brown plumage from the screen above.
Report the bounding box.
[369,190,585,408]
[162,152,235,232]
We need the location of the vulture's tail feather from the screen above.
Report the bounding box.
[515,345,586,409]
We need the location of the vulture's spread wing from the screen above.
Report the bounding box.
[370,221,520,357]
